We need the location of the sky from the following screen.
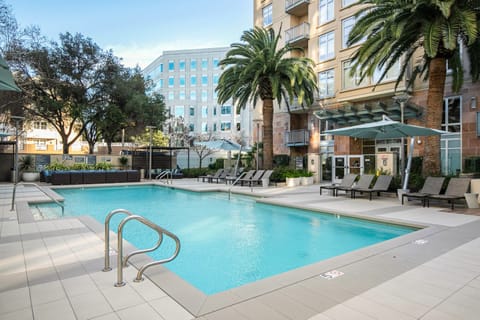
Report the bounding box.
[9,0,253,69]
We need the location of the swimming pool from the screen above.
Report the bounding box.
[33,185,417,294]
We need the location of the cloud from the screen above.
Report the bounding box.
[106,39,233,70]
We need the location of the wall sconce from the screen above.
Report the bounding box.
[310,119,315,131]
[417,138,422,145]
[471,96,477,109]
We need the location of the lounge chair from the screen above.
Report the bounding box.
[336,174,375,198]
[198,169,223,183]
[249,170,273,187]
[352,175,393,200]
[320,174,357,196]
[225,169,254,184]
[211,168,232,183]
[426,178,471,210]
[240,170,265,186]
[401,176,445,206]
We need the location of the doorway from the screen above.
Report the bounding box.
[332,155,364,183]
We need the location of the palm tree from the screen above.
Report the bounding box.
[347,0,480,175]
[216,27,317,169]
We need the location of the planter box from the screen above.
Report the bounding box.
[22,172,40,182]
[286,177,301,187]
[300,176,314,185]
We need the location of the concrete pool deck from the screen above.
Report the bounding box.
[1,180,480,319]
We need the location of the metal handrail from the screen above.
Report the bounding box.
[103,208,134,271]
[228,172,247,200]
[102,209,181,287]
[21,182,65,216]
[155,171,172,184]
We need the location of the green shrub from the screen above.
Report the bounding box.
[71,163,92,170]
[44,161,69,171]
[94,162,112,170]
[181,168,210,178]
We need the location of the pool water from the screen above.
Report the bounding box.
[33,185,417,295]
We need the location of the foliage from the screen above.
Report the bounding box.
[273,154,290,167]
[132,129,169,146]
[217,27,318,169]
[44,161,69,171]
[94,162,112,170]
[270,167,312,181]
[70,163,91,170]
[118,156,129,167]
[181,168,210,178]
[189,132,217,168]
[348,0,480,175]
[18,155,36,172]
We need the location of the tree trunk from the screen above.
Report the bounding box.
[262,99,274,169]
[423,57,446,176]
[107,141,113,155]
[88,142,95,154]
[61,134,70,154]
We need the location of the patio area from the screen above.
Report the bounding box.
[1,180,480,319]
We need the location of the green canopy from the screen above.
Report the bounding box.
[0,55,21,92]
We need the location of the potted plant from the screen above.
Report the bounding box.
[118,156,129,170]
[285,169,301,187]
[19,155,40,182]
[300,171,314,185]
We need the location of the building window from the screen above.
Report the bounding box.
[213,58,219,69]
[201,58,208,70]
[262,4,272,27]
[202,106,208,118]
[442,96,461,132]
[213,123,217,131]
[202,122,208,133]
[213,74,219,85]
[34,121,47,130]
[319,0,334,25]
[168,60,174,71]
[236,123,241,131]
[179,91,185,100]
[158,79,164,89]
[212,91,218,101]
[318,69,335,98]
[159,63,163,73]
[189,106,195,116]
[221,105,232,115]
[168,76,174,87]
[201,90,208,102]
[168,91,174,100]
[179,76,185,87]
[175,106,184,118]
[179,60,185,71]
[319,31,335,61]
[190,90,196,100]
[342,0,356,7]
[342,60,367,89]
[189,123,194,132]
[373,60,401,83]
[201,75,208,86]
[213,106,217,116]
[342,15,365,48]
[191,59,197,71]
[191,75,197,86]
[221,121,231,131]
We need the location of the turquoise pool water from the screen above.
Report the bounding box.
[33,185,417,294]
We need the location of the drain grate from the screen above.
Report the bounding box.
[319,270,344,280]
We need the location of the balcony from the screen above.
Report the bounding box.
[285,22,310,47]
[285,129,310,147]
[285,0,310,16]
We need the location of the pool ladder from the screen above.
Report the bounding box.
[155,171,172,184]
[102,209,181,287]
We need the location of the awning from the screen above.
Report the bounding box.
[314,101,422,126]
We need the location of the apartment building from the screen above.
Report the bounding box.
[254,0,480,180]
[143,48,253,147]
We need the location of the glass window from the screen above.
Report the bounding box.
[342,16,355,49]
[189,106,195,116]
[318,69,335,98]
[213,58,219,69]
[319,31,335,61]
[159,63,163,73]
[189,123,194,132]
[442,96,461,132]
[202,75,208,86]
[319,0,334,25]
[212,91,218,101]
[213,74,219,85]
[213,123,217,131]
[262,4,272,27]
[158,79,164,89]
[373,60,401,83]
[202,106,208,118]
[168,76,174,87]
[201,90,208,101]
[201,58,208,70]
[190,90,196,100]
[221,121,231,131]
[179,91,185,100]
[179,76,185,87]
[175,106,184,118]
[168,91,174,100]
[221,105,232,115]
[191,59,197,71]
[168,60,174,71]
[236,123,241,131]
[34,121,47,130]
[191,75,197,86]
[342,0,356,7]
[342,60,367,89]
[213,106,217,116]
[179,60,185,71]
[202,122,208,133]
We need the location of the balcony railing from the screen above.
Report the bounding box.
[285,129,310,147]
[285,0,310,16]
[285,22,310,47]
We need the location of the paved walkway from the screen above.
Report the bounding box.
[1,180,480,319]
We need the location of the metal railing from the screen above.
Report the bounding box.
[22,182,65,216]
[285,22,310,44]
[103,209,181,287]
[228,172,248,200]
[155,171,172,184]
[285,129,310,146]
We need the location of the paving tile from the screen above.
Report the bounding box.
[0,271,28,292]
[258,289,318,320]
[33,298,76,320]
[69,290,113,320]
[149,296,194,320]
[200,307,250,320]
[233,299,290,320]
[61,274,98,297]
[129,277,167,301]
[116,303,163,320]
[0,286,31,315]
[343,295,415,320]
[0,307,33,320]
[421,309,462,320]
[101,284,145,311]
[282,283,338,312]
[305,313,333,320]
[322,303,375,320]
[90,313,120,320]
[30,280,66,306]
